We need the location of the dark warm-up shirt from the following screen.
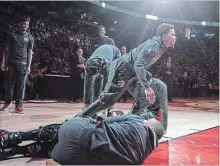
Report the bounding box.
[6,31,34,70]
[53,114,158,165]
[89,45,121,62]
[90,36,115,53]
[90,114,158,165]
[121,36,166,89]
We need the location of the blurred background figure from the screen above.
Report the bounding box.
[68,48,86,103]
[90,25,115,54]
[26,63,48,100]
[118,45,128,103]
[161,56,174,103]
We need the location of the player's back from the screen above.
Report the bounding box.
[89,114,158,165]
[89,45,121,62]
[121,39,160,64]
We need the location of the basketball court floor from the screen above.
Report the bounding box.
[0,98,219,165]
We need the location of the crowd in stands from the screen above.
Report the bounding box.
[152,40,219,85]
[0,1,219,99]
[0,1,93,75]
[31,17,92,74]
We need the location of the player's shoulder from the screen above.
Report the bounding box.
[146,39,160,47]
[27,32,33,38]
[27,32,34,40]
[141,39,160,52]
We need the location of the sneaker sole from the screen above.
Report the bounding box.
[1,104,13,112]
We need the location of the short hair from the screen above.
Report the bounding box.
[98,25,106,31]
[156,23,174,36]
[77,48,83,52]
[17,17,30,23]
[121,46,126,49]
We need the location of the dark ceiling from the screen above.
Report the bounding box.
[3,1,218,36]
[11,1,219,22]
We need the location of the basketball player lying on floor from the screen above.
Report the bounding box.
[0,112,164,165]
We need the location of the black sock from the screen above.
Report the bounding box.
[19,130,38,141]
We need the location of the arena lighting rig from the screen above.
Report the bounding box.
[89,1,219,27]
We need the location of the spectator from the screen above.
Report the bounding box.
[90,25,115,54]
[68,48,86,103]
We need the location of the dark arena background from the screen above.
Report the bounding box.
[0,1,219,165]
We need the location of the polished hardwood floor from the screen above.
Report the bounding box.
[0,98,219,165]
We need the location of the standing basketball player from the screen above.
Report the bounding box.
[82,23,176,131]
[0,17,34,114]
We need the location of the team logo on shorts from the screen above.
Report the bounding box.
[24,37,29,42]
